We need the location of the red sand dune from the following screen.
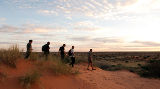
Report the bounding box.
[0,59,160,89]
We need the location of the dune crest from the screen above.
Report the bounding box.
[0,60,160,89]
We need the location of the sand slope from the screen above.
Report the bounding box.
[0,60,160,89]
[77,64,160,89]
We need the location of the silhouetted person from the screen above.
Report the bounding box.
[87,49,96,70]
[69,46,75,67]
[42,42,50,60]
[25,40,33,59]
[59,44,66,61]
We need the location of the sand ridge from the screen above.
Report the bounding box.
[0,60,160,89]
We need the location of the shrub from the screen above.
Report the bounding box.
[29,53,40,61]
[0,45,21,68]
[19,71,41,88]
[48,56,79,75]
[140,60,160,78]
[50,59,72,75]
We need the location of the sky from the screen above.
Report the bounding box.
[0,0,160,52]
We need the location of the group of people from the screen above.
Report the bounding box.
[25,40,95,70]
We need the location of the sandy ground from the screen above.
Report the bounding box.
[0,59,160,89]
[76,64,160,89]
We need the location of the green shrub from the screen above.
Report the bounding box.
[19,71,41,88]
[0,45,21,68]
[140,60,160,78]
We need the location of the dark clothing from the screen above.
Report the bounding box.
[43,44,50,52]
[43,44,50,60]
[59,46,65,60]
[25,51,31,59]
[61,54,65,60]
[27,43,32,51]
[25,43,32,59]
[70,57,75,67]
[88,57,92,63]
[88,51,93,63]
[59,46,65,55]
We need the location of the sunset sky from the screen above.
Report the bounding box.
[0,0,160,52]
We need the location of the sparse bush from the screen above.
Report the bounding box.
[75,56,88,64]
[140,60,160,78]
[0,45,21,68]
[19,71,41,88]
[29,53,40,61]
[137,64,141,66]
[50,59,72,75]
[48,56,79,75]
[125,61,129,63]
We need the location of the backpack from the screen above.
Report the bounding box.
[68,49,72,56]
[59,47,62,52]
[42,44,46,52]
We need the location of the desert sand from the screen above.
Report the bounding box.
[0,59,160,89]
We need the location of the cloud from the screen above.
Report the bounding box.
[38,10,58,16]
[132,41,160,47]
[3,0,160,22]
[0,42,13,44]
[0,25,19,32]
[69,36,91,41]
[93,37,123,43]
[71,21,101,31]
[0,18,6,21]
[0,24,67,34]
[69,36,123,43]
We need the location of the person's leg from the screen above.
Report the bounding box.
[44,52,49,60]
[91,62,96,70]
[25,51,30,59]
[71,57,75,67]
[69,57,72,65]
[87,61,90,70]
[61,54,65,62]
[73,57,75,67]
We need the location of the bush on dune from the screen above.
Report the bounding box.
[19,71,41,89]
[33,55,79,75]
[29,53,40,61]
[140,60,160,78]
[0,45,21,68]
[49,56,79,75]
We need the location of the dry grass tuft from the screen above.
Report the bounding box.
[0,45,21,68]
[19,71,41,89]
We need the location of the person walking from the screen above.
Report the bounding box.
[42,42,50,60]
[87,49,96,70]
[25,40,33,59]
[59,44,66,61]
[69,46,75,67]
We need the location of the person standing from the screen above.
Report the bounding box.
[69,46,75,67]
[25,40,33,59]
[42,42,50,60]
[87,49,96,70]
[59,44,66,60]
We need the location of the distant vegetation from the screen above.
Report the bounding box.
[139,60,160,78]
